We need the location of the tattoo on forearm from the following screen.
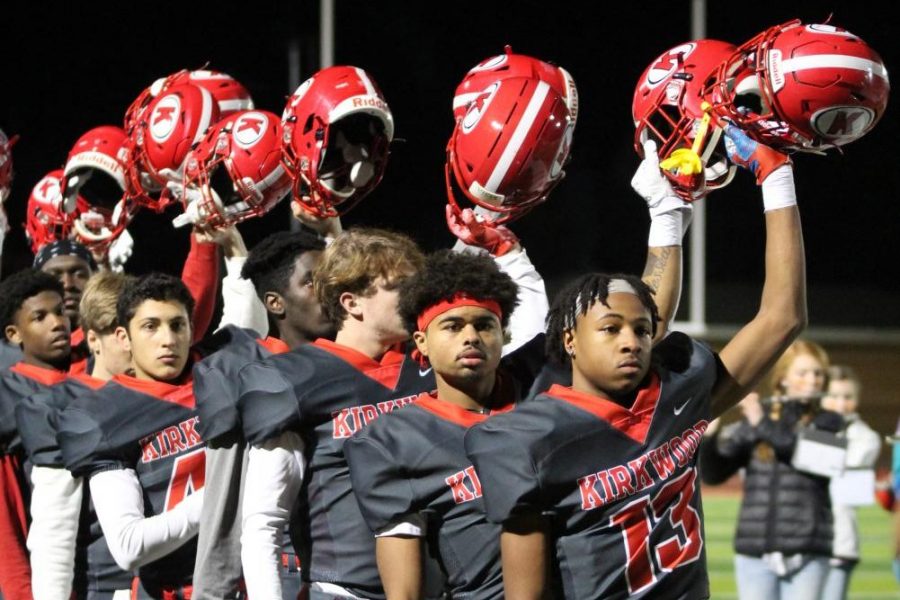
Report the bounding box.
[643,248,673,294]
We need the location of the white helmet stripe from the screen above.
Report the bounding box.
[484,80,550,193]
[781,55,889,81]
[193,88,215,148]
[219,98,254,113]
[354,67,377,96]
[255,162,287,193]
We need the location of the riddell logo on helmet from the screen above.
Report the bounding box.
[150,95,182,143]
[767,50,785,94]
[351,96,387,110]
[234,113,268,149]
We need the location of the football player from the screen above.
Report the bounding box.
[236,223,549,599]
[0,270,73,600]
[55,268,259,598]
[16,272,134,599]
[343,250,528,599]
[192,225,336,600]
[466,127,807,599]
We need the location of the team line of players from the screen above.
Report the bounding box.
[1,113,808,600]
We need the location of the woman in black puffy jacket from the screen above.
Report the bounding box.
[700,340,843,600]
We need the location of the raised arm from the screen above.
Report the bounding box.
[711,126,806,417]
[446,205,549,354]
[631,140,692,342]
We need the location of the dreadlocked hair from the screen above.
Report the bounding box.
[398,249,519,333]
[241,230,326,300]
[545,272,659,365]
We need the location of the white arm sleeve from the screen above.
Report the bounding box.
[373,513,427,538]
[241,432,306,600]
[89,468,204,571]
[218,255,269,337]
[28,466,82,600]
[494,247,548,355]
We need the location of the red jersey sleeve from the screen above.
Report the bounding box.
[0,454,32,600]
[182,235,221,343]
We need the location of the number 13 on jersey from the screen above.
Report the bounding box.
[610,467,703,595]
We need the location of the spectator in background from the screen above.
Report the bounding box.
[699,340,843,600]
[820,365,882,599]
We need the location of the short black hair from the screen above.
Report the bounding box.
[545,273,659,365]
[0,269,65,333]
[117,273,196,332]
[398,250,519,333]
[241,230,326,299]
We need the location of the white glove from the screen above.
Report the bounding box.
[630,140,689,219]
[631,140,693,247]
[107,229,134,273]
[169,182,208,228]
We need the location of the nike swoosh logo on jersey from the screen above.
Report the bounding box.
[419,367,433,377]
[673,396,693,416]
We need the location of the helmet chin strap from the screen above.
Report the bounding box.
[63,171,92,214]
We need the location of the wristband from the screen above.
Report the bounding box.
[648,210,684,247]
[761,165,797,212]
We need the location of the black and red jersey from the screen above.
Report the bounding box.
[345,381,518,600]
[193,325,290,442]
[466,334,718,600]
[238,339,437,599]
[0,362,68,456]
[17,373,131,596]
[58,372,206,596]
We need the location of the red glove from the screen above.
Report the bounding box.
[445,205,519,256]
[724,123,791,185]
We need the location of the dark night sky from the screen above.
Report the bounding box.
[3,1,898,327]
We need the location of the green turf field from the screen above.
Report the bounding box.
[703,492,898,599]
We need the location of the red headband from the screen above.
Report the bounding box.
[416,293,502,331]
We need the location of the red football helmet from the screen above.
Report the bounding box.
[0,128,18,203]
[62,126,138,251]
[446,76,574,224]
[633,40,738,200]
[453,46,579,124]
[178,110,291,229]
[128,83,220,211]
[707,21,890,152]
[281,65,394,218]
[125,68,253,134]
[25,169,89,253]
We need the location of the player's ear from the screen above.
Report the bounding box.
[562,328,576,360]
[412,330,428,357]
[264,291,285,317]
[339,291,362,318]
[115,325,132,352]
[86,329,101,355]
[5,324,22,346]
